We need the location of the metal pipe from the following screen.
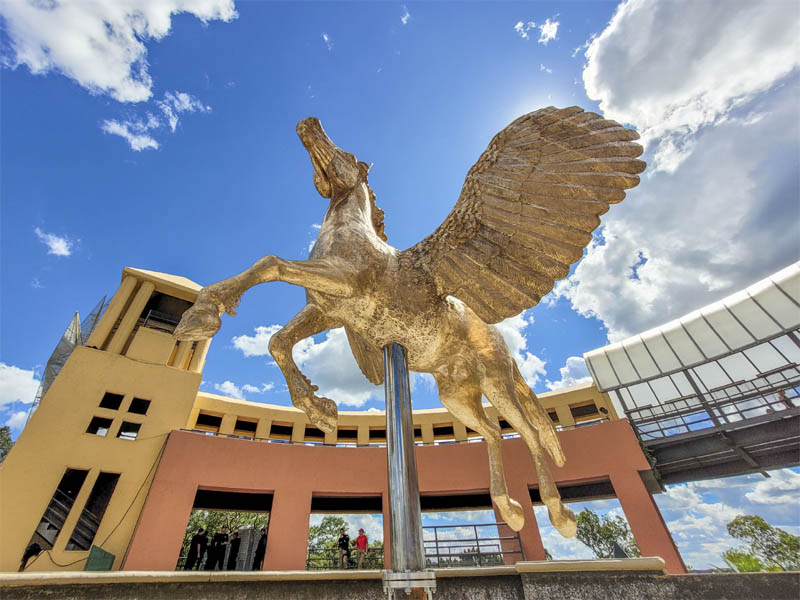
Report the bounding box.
[383,343,425,572]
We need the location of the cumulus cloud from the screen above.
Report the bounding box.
[213,380,274,400]
[0,0,236,103]
[495,312,547,387]
[545,356,592,391]
[583,0,799,173]
[101,117,159,151]
[514,21,536,40]
[540,64,552,74]
[232,325,282,357]
[745,469,800,505]
[33,227,74,256]
[5,410,28,430]
[555,0,800,342]
[0,363,40,407]
[400,5,410,25]
[537,17,559,45]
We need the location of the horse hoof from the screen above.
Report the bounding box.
[548,502,577,538]
[174,303,221,341]
[495,496,525,531]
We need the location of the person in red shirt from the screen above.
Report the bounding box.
[355,528,369,569]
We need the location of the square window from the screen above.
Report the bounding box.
[99,392,124,410]
[117,421,141,440]
[87,416,113,437]
[128,398,151,415]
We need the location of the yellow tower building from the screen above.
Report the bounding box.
[0,268,205,572]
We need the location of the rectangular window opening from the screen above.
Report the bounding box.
[337,427,358,441]
[194,412,222,433]
[304,425,325,441]
[369,427,386,442]
[28,469,89,550]
[547,411,559,423]
[433,424,455,438]
[269,422,293,440]
[414,427,423,441]
[234,418,258,436]
[87,416,113,437]
[66,472,120,551]
[498,419,514,432]
[128,397,151,415]
[117,421,141,440]
[99,392,124,410]
[570,402,599,419]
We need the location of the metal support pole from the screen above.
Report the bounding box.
[382,343,435,600]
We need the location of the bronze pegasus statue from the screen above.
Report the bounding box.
[175,106,645,537]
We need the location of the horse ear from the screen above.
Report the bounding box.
[358,161,372,178]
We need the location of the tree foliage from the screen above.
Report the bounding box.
[181,510,269,557]
[576,509,640,559]
[723,515,800,572]
[0,426,13,464]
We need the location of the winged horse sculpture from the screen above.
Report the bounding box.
[174,106,644,537]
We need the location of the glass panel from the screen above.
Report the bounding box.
[662,325,705,367]
[751,279,800,330]
[743,343,787,373]
[584,351,619,390]
[640,331,683,373]
[692,362,732,391]
[623,339,660,379]
[717,353,759,383]
[683,317,727,358]
[728,297,780,340]
[605,344,639,385]
[702,305,755,350]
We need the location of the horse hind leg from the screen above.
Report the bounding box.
[513,362,565,467]
[482,366,577,538]
[268,303,340,433]
[435,373,525,531]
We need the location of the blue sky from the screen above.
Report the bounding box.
[1,0,798,570]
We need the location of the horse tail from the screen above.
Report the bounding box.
[513,363,566,467]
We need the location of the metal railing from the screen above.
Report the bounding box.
[304,522,523,570]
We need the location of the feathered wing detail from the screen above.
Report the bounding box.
[345,326,385,385]
[400,106,645,323]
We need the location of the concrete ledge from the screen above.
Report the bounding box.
[515,557,666,574]
[0,569,382,587]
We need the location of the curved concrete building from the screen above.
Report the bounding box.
[17,264,797,576]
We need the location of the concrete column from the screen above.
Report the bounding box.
[453,421,468,442]
[505,478,546,562]
[263,486,312,570]
[421,423,434,445]
[609,470,687,574]
[291,421,305,443]
[86,275,137,349]
[554,405,575,427]
[219,414,236,436]
[382,490,392,569]
[172,340,194,370]
[324,428,337,446]
[357,425,369,446]
[106,281,155,355]
[255,419,271,441]
[188,339,211,373]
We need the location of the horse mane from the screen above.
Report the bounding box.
[360,162,387,242]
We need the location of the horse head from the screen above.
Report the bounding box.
[297,117,386,241]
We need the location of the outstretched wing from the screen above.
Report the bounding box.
[399,106,645,323]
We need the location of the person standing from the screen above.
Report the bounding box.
[337,528,351,569]
[355,528,369,569]
[226,530,241,570]
[183,529,206,571]
[252,527,268,570]
[206,526,229,570]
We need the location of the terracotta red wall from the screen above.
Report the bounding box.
[123,420,685,573]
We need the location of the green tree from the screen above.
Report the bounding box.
[576,509,640,559]
[0,426,13,464]
[181,510,269,558]
[723,515,800,571]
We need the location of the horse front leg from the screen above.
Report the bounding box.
[268,303,341,433]
[174,255,354,341]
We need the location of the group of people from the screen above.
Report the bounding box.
[183,526,268,571]
[337,528,369,569]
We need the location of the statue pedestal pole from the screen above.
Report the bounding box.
[382,344,436,600]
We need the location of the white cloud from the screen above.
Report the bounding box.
[495,312,547,387]
[540,63,552,74]
[514,21,536,40]
[33,227,74,256]
[0,0,237,103]
[554,0,800,342]
[537,17,559,45]
[157,91,211,132]
[400,5,410,25]
[745,469,800,505]
[214,380,245,399]
[5,410,28,430]
[0,363,40,408]
[232,325,282,357]
[545,356,592,391]
[101,118,159,151]
[321,32,333,51]
[582,0,799,173]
